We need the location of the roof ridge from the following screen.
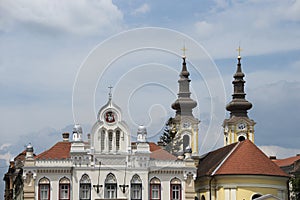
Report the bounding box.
[211,142,240,176]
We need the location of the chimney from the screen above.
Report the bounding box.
[62,132,70,141]
[269,156,277,160]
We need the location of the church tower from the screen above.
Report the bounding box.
[170,54,200,155]
[90,87,131,156]
[223,52,256,145]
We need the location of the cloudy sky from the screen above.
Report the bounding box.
[1,0,300,194]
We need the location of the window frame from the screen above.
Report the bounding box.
[38,177,50,200]
[59,177,70,200]
[150,177,161,200]
[108,131,113,151]
[131,174,142,200]
[104,173,117,199]
[101,130,105,151]
[116,130,120,151]
[170,178,181,200]
[79,174,91,200]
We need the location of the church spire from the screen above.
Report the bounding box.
[171,56,197,118]
[226,54,252,117]
[168,52,200,155]
[223,49,256,146]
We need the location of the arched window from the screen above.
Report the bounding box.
[238,136,245,141]
[252,194,262,199]
[105,173,117,199]
[116,130,120,151]
[170,178,181,200]
[101,130,105,151]
[108,132,113,151]
[39,177,50,200]
[201,195,205,200]
[80,174,91,200]
[150,177,161,200]
[183,135,190,151]
[59,177,70,200]
[131,174,142,200]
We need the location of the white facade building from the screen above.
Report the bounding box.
[21,57,199,200]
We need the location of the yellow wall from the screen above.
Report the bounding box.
[196,175,288,200]
[237,187,278,200]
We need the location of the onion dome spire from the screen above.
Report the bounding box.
[226,53,252,117]
[171,56,197,117]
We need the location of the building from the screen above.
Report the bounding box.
[3,53,291,200]
[4,55,198,200]
[195,55,289,200]
[273,154,300,199]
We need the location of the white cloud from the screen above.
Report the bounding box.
[0,143,11,151]
[0,0,123,35]
[192,0,300,58]
[0,152,12,164]
[131,3,150,15]
[282,0,300,22]
[195,21,214,39]
[259,145,300,159]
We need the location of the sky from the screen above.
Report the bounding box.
[1,0,300,196]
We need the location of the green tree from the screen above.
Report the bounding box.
[159,117,175,145]
[159,117,183,155]
[291,176,300,200]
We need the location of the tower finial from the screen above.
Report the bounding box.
[108,85,113,100]
[236,45,242,59]
[225,50,252,117]
[181,44,187,59]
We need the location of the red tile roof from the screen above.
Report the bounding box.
[273,155,300,167]
[36,141,71,160]
[36,141,175,161]
[149,142,162,152]
[197,143,237,177]
[198,140,288,177]
[150,148,177,160]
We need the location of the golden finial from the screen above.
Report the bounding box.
[236,45,242,59]
[108,85,113,99]
[181,44,187,58]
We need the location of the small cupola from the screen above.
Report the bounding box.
[25,143,34,159]
[72,124,83,142]
[137,125,147,143]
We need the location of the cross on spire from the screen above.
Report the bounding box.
[181,45,187,58]
[108,85,113,100]
[236,45,242,58]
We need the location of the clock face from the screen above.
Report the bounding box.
[183,122,191,128]
[238,123,246,130]
[105,111,115,123]
[225,126,229,132]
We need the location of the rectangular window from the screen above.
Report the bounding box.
[150,184,160,200]
[80,184,91,200]
[101,131,105,151]
[59,184,70,200]
[131,184,142,200]
[116,131,120,151]
[105,184,117,199]
[108,132,113,151]
[39,184,50,200]
[171,184,181,200]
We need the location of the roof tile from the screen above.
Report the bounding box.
[36,141,71,160]
[273,155,300,167]
[215,140,288,177]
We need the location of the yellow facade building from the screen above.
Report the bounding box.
[195,55,289,200]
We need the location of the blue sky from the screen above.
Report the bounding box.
[1,0,300,195]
